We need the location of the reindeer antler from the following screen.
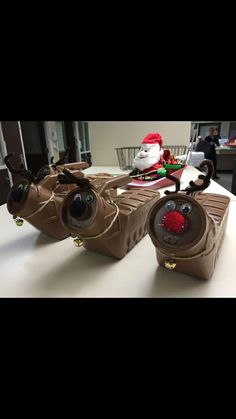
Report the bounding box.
[34,165,51,182]
[4,152,23,174]
[51,147,70,166]
[58,168,93,192]
[34,148,71,182]
[164,171,181,195]
[4,152,35,182]
[163,159,213,197]
[184,159,214,195]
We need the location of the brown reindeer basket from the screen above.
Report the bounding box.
[58,169,161,259]
[4,152,90,240]
[5,153,133,241]
[147,160,230,280]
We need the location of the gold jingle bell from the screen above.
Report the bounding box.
[165,260,176,271]
[14,217,24,227]
[74,238,84,247]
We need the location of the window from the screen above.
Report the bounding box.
[84,123,90,151]
[0,129,4,165]
[78,122,84,152]
[229,122,236,138]
[55,121,66,152]
[78,122,90,153]
[0,149,3,166]
[77,122,91,165]
[198,123,221,139]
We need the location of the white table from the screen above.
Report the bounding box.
[84,165,236,200]
[1,165,236,298]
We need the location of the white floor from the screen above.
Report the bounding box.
[215,171,233,193]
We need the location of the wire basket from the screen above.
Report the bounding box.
[116,145,188,170]
[115,147,140,170]
[167,145,188,156]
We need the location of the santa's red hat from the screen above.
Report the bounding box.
[141,133,163,148]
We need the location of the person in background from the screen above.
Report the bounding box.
[204,127,220,179]
[196,135,204,146]
[214,128,221,142]
[195,135,211,157]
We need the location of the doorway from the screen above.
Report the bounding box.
[1,121,26,182]
[0,121,27,205]
[198,123,221,139]
[229,122,236,138]
[20,121,49,174]
[0,141,10,205]
[54,121,67,160]
[54,121,77,162]
[77,121,92,165]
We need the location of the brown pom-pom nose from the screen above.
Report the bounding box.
[69,199,87,218]
[10,184,25,203]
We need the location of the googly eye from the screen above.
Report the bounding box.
[17,184,25,193]
[165,200,176,212]
[24,184,28,191]
[85,194,94,204]
[180,202,192,215]
[74,193,81,201]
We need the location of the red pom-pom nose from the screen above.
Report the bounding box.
[162,210,186,234]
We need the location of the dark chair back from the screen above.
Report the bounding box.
[231,159,236,195]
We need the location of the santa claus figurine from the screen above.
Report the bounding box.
[131,133,165,178]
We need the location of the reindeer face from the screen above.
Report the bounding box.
[61,188,97,232]
[8,179,30,207]
[148,194,207,251]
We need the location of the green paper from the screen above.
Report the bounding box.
[157,168,167,177]
[164,164,183,170]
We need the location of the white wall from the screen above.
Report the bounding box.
[89,121,191,166]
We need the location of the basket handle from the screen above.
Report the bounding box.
[98,175,132,197]
[62,161,89,171]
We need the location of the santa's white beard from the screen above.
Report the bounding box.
[134,155,159,171]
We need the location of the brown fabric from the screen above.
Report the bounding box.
[57,162,89,172]
[147,192,230,280]
[87,173,117,198]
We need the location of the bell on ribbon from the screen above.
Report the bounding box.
[74,238,84,247]
[165,260,176,270]
[14,216,24,227]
